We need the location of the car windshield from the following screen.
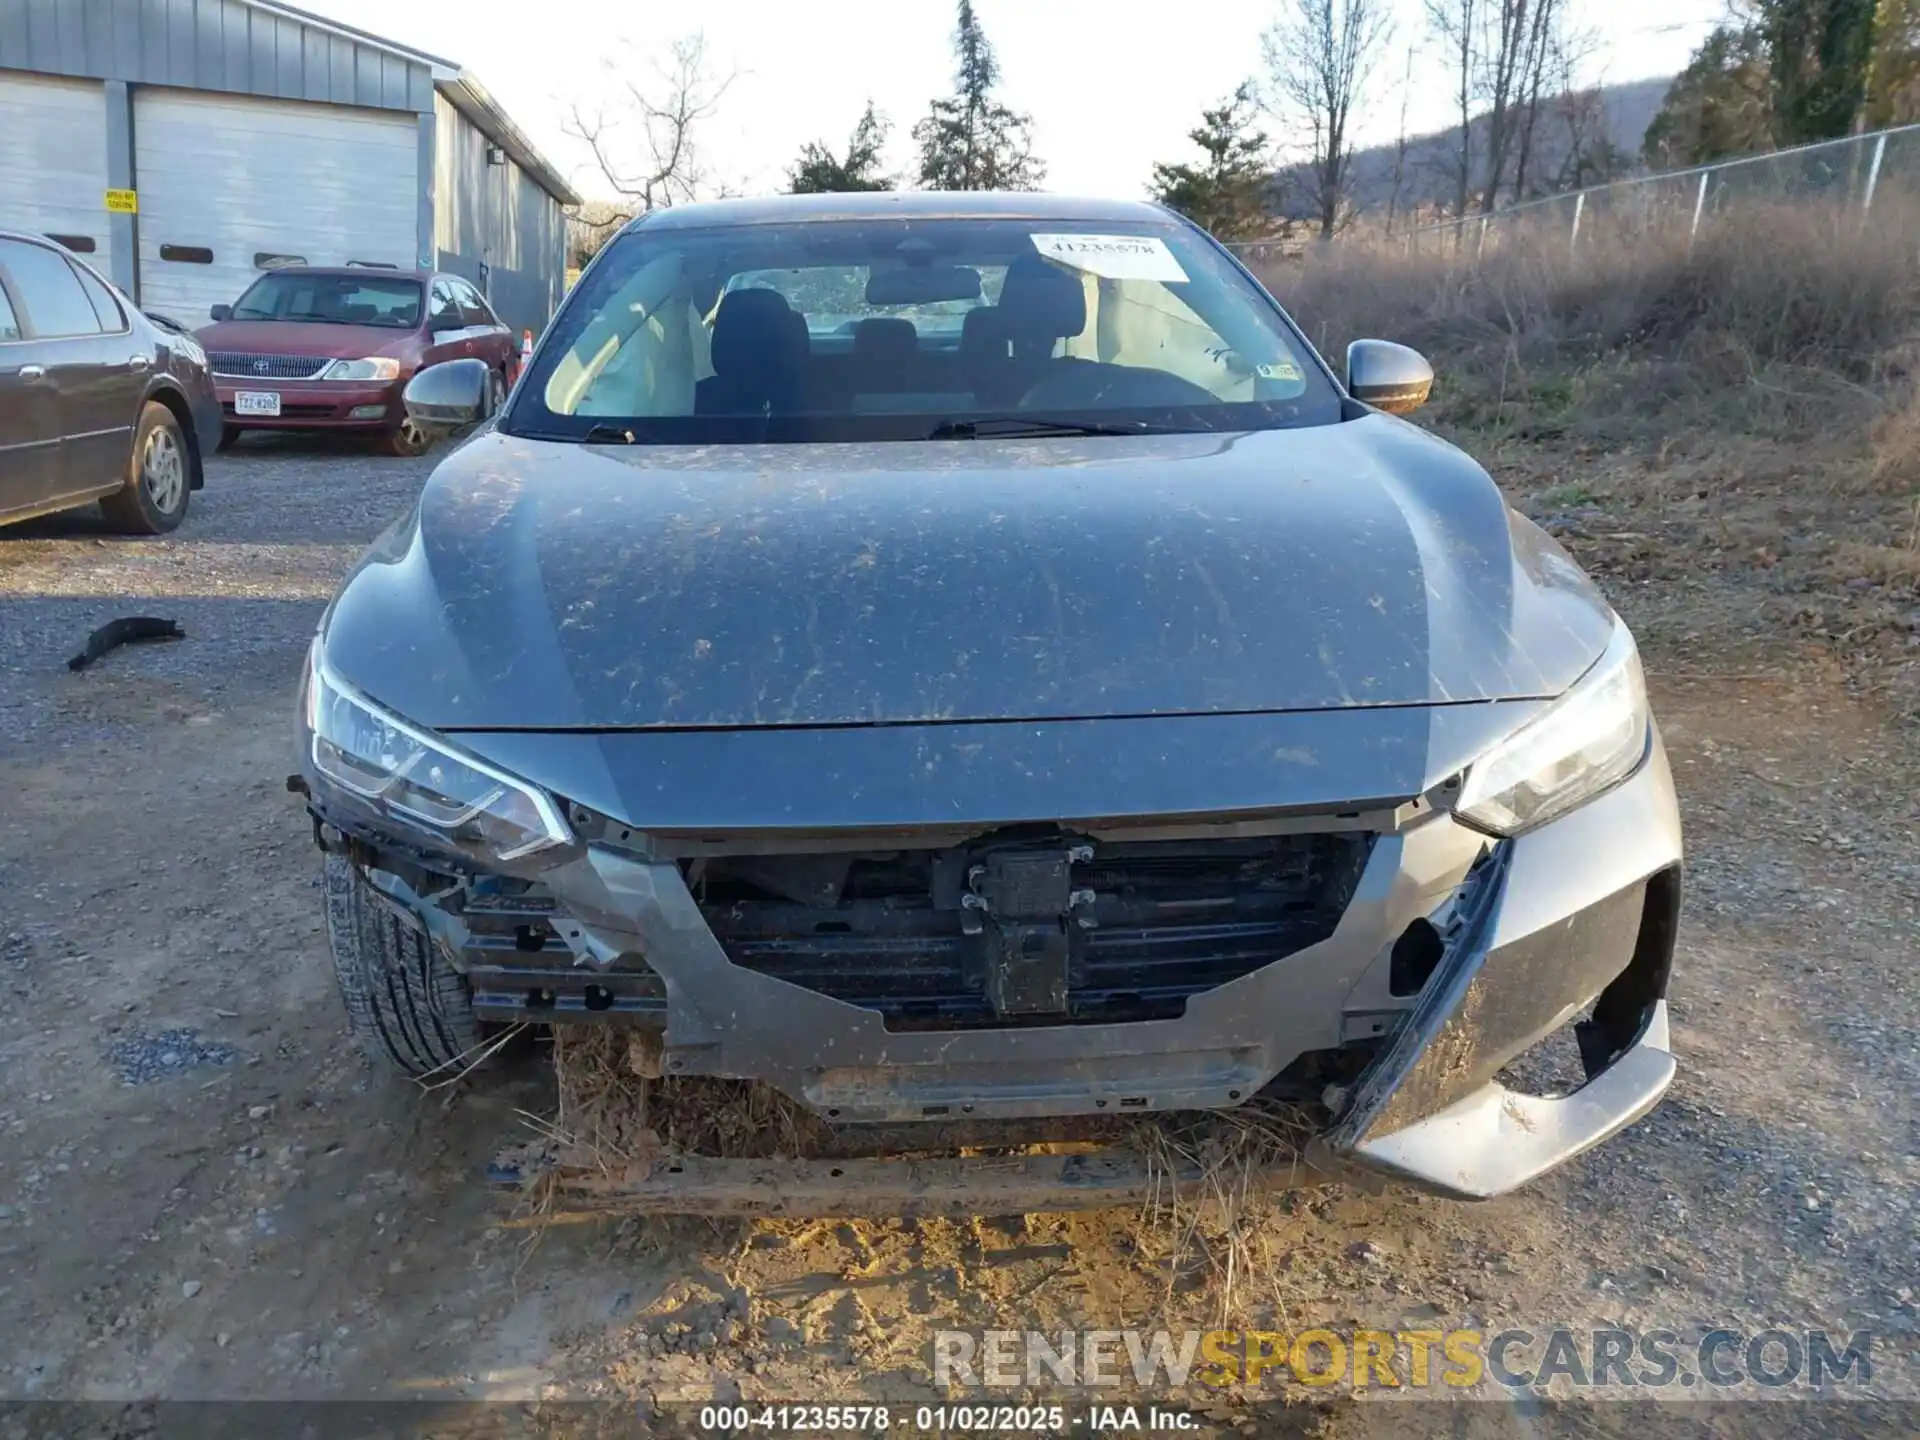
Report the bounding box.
[512,215,1340,444]
[230,273,422,327]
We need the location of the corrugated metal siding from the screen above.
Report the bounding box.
[432,93,566,336]
[0,0,432,111]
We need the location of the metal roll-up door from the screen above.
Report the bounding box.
[0,71,112,275]
[134,87,418,323]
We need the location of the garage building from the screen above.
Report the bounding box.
[0,0,578,336]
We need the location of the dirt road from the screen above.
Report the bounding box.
[0,442,1914,1431]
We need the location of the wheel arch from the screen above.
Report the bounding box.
[142,381,206,491]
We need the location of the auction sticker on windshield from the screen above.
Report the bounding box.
[1030,233,1189,283]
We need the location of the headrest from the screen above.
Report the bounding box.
[852,317,918,366]
[997,253,1087,340]
[711,288,803,378]
[959,304,1011,360]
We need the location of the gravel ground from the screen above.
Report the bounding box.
[0,433,432,747]
[103,1027,243,1086]
[0,435,1915,1433]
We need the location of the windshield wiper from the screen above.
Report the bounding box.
[925,416,1160,440]
[582,423,640,444]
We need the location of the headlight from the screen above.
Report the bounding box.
[302,643,573,864]
[321,357,402,381]
[1455,619,1650,835]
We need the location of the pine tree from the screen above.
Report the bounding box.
[1647,0,1888,165]
[1148,85,1275,240]
[1864,0,1920,124]
[789,102,894,193]
[913,1,1045,191]
[1643,27,1775,166]
[1764,0,1880,140]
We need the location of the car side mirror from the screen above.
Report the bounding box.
[1346,339,1433,415]
[209,303,232,323]
[404,357,489,432]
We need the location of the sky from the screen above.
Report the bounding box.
[296,0,1730,204]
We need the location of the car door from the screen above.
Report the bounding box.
[0,271,58,516]
[0,237,134,507]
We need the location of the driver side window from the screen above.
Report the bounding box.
[429,281,460,332]
[452,279,497,329]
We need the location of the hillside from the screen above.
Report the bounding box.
[1277,74,1673,221]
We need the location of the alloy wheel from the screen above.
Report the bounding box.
[143,427,186,515]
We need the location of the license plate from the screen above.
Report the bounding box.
[235,391,281,417]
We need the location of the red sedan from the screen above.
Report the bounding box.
[196,267,517,456]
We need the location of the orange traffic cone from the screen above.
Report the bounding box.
[518,329,534,376]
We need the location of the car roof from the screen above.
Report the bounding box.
[0,229,103,261]
[627,191,1177,235]
[0,230,137,296]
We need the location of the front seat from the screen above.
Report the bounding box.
[960,305,1017,405]
[992,253,1092,401]
[696,288,806,415]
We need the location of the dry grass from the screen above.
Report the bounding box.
[1268,191,1920,384]
[536,1026,833,1175]
[1129,1102,1326,1326]
[1871,384,1920,489]
[527,1026,1335,1324]
[1263,192,1920,468]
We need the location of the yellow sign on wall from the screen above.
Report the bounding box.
[105,188,138,214]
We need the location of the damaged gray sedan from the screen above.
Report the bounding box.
[297,192,1681,1208]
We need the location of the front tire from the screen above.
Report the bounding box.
[215,425,240,453]
[324,854,483,1079]
[101,402,191,535]
[381,417,434,458]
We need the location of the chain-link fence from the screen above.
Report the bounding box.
[1387,123,1920,256]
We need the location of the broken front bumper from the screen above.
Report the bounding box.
[327,712,1681,1202]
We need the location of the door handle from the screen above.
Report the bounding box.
[17,364,46,381]
[127,355,151,371]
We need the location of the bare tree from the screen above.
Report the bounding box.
[1554,75,1633,189]
[1263,0,1395,238]
[1475,0,1567,210]
[1426,0,1479,218]
[1506,9,1559,201]
[1386,43,1417,230]
[564,34,735,213]
[1511,26,1603,199]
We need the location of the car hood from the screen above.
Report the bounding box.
[321,419,1615,731]
[194,318,417,358]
